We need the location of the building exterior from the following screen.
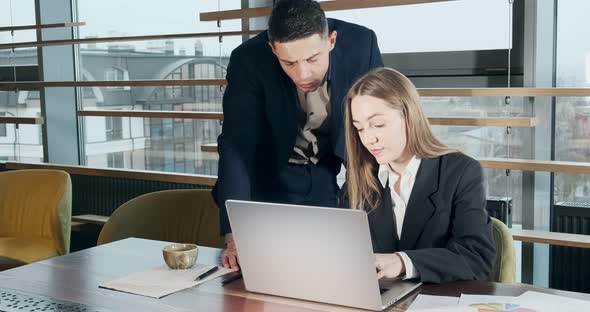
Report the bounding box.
[1,43,228,175]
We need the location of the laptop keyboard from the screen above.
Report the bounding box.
[0,287,113,312]
[378,276,402,294]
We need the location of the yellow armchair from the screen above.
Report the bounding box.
[0,169,72,270]
[97,189,224,248]
[488,217,516,284]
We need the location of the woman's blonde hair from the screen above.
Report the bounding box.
[344,67,457,210]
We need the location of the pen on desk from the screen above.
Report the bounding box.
[195,266,219,281]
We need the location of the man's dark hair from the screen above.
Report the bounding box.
[268,0,328,43]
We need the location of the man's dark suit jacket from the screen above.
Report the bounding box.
[214,19,383,235]
[341,152,496,284]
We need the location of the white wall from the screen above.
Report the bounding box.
[0,107,42,146]
[84,116,107,142]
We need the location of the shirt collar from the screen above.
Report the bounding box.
[377,156,422,188]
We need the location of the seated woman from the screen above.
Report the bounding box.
[342,67,496,284]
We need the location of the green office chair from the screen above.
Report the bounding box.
[488,217,516,284]
[97,189,224,248]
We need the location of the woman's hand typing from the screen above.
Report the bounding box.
[374,253,406,279]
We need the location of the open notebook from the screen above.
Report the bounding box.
[100,264,233,298]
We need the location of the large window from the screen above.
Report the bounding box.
[107,152,125,168]
[555,0,590,204]
[105,116,123,140]
[0,113,6,137]
[76,0,241,174]
[417,94,529,224]
[105,67,130,90]
[0,0,37,53]
[0,0,41,162]
[0,90,43,163]
[325,0,522,221]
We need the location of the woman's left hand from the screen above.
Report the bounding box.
[374,253,406,279]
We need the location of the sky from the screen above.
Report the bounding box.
[1,0,589,83]
[324,0,511,53]
[556,1,590,85]
[0,0,36,43]
[2,0,509,55]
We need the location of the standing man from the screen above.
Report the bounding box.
[214,0,383,270]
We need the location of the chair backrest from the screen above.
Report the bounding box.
[488,217,516,284]
[97,189,224,248]
[0,169,72,255]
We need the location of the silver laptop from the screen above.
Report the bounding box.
[226,200,421,311]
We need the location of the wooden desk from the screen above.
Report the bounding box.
[0,238,588,311]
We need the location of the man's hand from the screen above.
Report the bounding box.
[221,234,240,271]
[374,253,406,279]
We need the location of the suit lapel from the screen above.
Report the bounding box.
[268,64,299,168]
[329,52,346,160]
[327,21,348,161]
[367,184,399,253]
[258,29,299,167]
[399,157,440,250]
